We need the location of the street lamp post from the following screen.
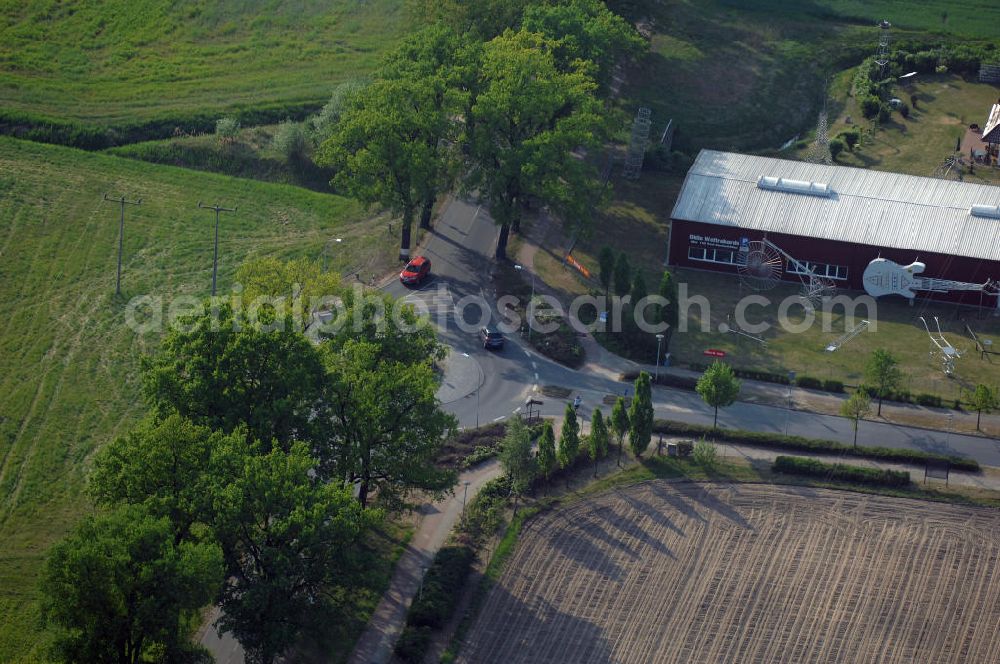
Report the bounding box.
[323,237,342,272]
[514,264,535,341]
[785,371,796,435]
[654,333,665,382]
[462,481,471,515]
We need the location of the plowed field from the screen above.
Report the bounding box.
[457,483,1000,663]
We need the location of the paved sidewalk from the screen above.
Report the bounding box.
[347,460,502,664]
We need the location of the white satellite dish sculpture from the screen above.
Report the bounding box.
[737,238,836,307]
[863,258,1000,375]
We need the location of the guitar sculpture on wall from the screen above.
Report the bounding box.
[862,258,999,306]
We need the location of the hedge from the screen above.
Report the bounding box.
[652,419,979,472]
[395,545,476,662]
[773,456,911,487]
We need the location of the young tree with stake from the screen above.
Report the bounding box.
[696,361,741,429]
[840,388,872,448]
[499,417,537,512]
[864,348,902,416]
[966,384,999,431]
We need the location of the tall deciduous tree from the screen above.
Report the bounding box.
[696,361,741,428]
[89,414,233,545]
[628,372,653,457]
[40,505,223,664]
[377,25,471,230]
[840,388,872,448]
[234,257,343,330]
[318,74,457,261]
[558,402,581,469]
[522,0,647,90]
[537,421,557,484]
[610,395,629,466]
[142,302,326,452]
[589,408,609,476]
[864,348,902,416]
[210,439,378,664]
[466,29,604,259]
[324,338,456,509]
[966,384,999,431]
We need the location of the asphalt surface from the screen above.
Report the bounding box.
[204,194,1000,663]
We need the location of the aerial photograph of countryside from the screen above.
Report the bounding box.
[1,1,999,662]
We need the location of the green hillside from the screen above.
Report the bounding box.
[0,136,394,661]
[0,0,405,132]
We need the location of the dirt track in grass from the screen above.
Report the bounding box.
[456,482,1000,664]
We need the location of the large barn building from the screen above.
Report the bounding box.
[669,150,1000,308]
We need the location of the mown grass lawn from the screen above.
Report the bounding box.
[0,0,406,128]
[0,136,400,662]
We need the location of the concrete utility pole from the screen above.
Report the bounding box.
[103,194,141,296]
[198,202,237,296]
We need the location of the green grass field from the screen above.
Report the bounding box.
[810,72,1000,184]
[0,0,405,129]
[0,136,403,662]
[617,0,999,155]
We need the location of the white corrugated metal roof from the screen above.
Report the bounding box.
[671,150,1000,262]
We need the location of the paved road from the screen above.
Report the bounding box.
[206,195,1000,663]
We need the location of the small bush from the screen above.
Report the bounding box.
[692,438,717,467]
[271,119,309,163]
[860,96,881,119]
[215,116,240,143]
[652,419,978,472]
[839,129,860,150]
[773,455,910,487]
[394,626,433,662]
[461,444,499,469]
[795,375,823,390]
[829,138,845,160]
[898,102,910,118]
[915,393,943,408]
[822,379,845,393]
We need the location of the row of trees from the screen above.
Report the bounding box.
[499,372,656,501]
[41,260,458,663]
[597,246,680,358]
[320,0,646,260]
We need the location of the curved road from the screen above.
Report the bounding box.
[205,196,1000,664]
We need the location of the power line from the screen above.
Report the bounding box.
[197,202,237,296]
[103,193,141,296]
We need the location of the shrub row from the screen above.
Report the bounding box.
[792,375,845,393]
[860,386,959,410]
[652,419,979,472]
[773,456,910,487]
[0,102,321,151]
[394,545,476,662]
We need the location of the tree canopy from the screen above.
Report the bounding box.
[696,362,741,428]
[41,505,223,664]
[466,29,604,259]
[142,302,326,452]
[864,348,902,416]
[628,371,653,456]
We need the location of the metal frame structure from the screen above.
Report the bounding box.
[623,107,652,180]
[737,238,836,307]
[875,20,892,79]
[918,316,963,375]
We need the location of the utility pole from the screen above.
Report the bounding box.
[103,194,141,296]
[198,202,237,296]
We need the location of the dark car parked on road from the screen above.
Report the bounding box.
[480,326,504,350]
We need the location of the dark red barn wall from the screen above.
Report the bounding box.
[668,219,1000,308]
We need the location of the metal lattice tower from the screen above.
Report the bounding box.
[623,107,652,180]
[806,111,832,165]
[875,20,891,79]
